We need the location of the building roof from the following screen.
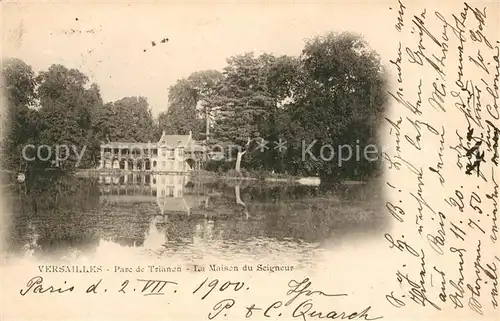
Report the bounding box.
[158,134,191,148]
[101,142,152,148]
[101,131,204,150]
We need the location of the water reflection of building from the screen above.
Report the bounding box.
[97,174,271,253]
[99,173,209,216]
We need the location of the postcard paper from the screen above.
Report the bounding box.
[1,1,498,320]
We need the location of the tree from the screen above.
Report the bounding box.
[257,55,303,172]
[1,58,39,170]
[283,32,388,180]
[36,64,104,169]
[159,70,223,139]
[2,58,37,107]
[203,33,387,179]
[207,53,280,171]
[95,96,157,143]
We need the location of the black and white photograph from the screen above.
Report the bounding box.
[1,2,387,265]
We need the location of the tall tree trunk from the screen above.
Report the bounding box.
[235,150,247,172]
[205,104,210,141]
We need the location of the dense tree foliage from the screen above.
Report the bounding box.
[2,31,387,181]
[96,96,157,143]
[36,65,104,168]
[1,62,156,171]
[158,70,223,140]
[205,32,388,180]
[2,58,39,170]
[286,32,387,180]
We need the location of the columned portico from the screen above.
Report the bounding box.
[99,131,205,172]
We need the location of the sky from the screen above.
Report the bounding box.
[2,1,395,116]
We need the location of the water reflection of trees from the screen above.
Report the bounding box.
[5,173,101,257]
[190,179,384,241]
[202,181,385,243]
[5,174,385,258]
[150,179,385,247]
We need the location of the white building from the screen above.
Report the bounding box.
[99,131,205,172]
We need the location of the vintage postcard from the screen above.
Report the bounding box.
[1,1,499,320]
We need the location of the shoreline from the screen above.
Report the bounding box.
[73,168,322,185]
[72,169,370,186]
[7,168,370,187]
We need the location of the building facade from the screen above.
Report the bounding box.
[99,131,205,172]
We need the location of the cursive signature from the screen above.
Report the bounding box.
[285,278,348,307]
[292,300,383,321]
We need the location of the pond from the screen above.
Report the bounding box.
[1,173,386,268]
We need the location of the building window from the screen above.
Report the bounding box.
[162,161,166,168]
[178,148,184,157]
[167,150,175,159]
